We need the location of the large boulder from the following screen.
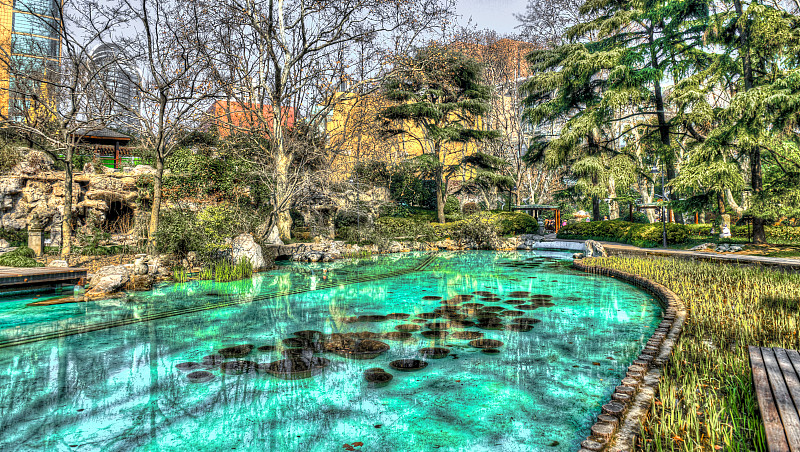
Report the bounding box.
[231,233,268,271]
[266,225,284,246]
[85,265,130,301]
[584,240,608,258]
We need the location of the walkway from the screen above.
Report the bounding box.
[0,266,87,291]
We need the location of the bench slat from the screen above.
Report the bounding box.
[750,346,792,452]
[765,348,800,451]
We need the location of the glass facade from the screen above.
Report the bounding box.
[5,0,60,117]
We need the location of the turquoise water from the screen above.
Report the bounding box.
[0,251,661,451]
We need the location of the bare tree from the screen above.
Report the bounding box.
[0,0,123,256]
[201,0,455,241]
[108,0,218,253]
[515,0,586,46]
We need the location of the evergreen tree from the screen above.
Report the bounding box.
[380,44,498,223]
[673,0,800,239]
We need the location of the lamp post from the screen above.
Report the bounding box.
[651,165,668,248]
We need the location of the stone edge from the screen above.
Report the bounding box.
[572,259,687,452]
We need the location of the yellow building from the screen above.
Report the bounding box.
[324,90,481,181]
[0,0,62,116]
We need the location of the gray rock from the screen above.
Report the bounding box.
[85,265,130,301]
[0,238,8,248]
[48,259,69,268]
[689,242,715,251]
[573,253,585,260]
[266,225,284,246]
[584,240,608,257]
[133,257,149,275]
[387,241,403,253]
[231,233,267,271]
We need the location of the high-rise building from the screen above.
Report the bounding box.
[0,0,61,116]
[89,43,141,132]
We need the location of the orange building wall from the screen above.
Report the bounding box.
[206,100,297,139]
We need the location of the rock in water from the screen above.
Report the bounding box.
[231,233,267,271]
[84,265,130,301]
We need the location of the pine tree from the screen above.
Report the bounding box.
[380,44,498,223]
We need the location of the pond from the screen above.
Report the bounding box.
[0,251,661,451]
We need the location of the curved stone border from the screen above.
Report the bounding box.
[573,259,687,452]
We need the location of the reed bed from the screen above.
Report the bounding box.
[199,258,253,283]
[583,257,800,451]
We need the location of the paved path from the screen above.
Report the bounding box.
[557,239,800,271]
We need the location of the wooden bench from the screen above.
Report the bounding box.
[749,346,800,451]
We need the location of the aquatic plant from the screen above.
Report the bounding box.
[172,266,188,283]
[198,258,253,282]
[582,256,800,450]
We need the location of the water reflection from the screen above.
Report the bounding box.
[0,251,660,451]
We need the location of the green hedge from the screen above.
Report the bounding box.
[347,211,539,244]
[557,220,690,247]
[685,224,800,245]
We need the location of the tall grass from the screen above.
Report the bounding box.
[583,257,800,451]
[199,258,253,283]
[172,266,188,283]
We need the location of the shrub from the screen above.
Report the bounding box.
[0,144,21,174]
[484,211,539,235]
[462,202,480,216]
[155,209,204,258]
[444,196,460,215]
[451,217,500,249]
[765,226,800,245]
[557,220,690,246]
[0,247,42,267]
[0,228,27,247]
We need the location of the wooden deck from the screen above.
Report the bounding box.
[0,266,88,291]
[749,346,800,451]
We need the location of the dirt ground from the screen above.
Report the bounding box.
[37,253,139,273]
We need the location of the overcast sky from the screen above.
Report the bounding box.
[455,0,530,35]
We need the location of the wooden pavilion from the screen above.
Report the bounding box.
[511,204,562,233]
[72,129,134,169]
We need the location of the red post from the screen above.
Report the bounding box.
[114,141,120,169]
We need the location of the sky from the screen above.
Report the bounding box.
[454,0,530,35]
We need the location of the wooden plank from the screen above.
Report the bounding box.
[0,267,87,290]
[750,346,792,452]
[768,348,800,450]
[775,348,800,415]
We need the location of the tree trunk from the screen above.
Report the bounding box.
[733,0,765,243]
[147,156,164,254]
[592,196,601,222]
[271,98,293,242]
[435,164,445,224]
[608,176,619,220]
[61,153,73,257]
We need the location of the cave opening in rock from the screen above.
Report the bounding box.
[103,201,134,234]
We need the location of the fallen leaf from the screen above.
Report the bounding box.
[353,442,363,447]
[592,362,601,366]
[344,445,355,451]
